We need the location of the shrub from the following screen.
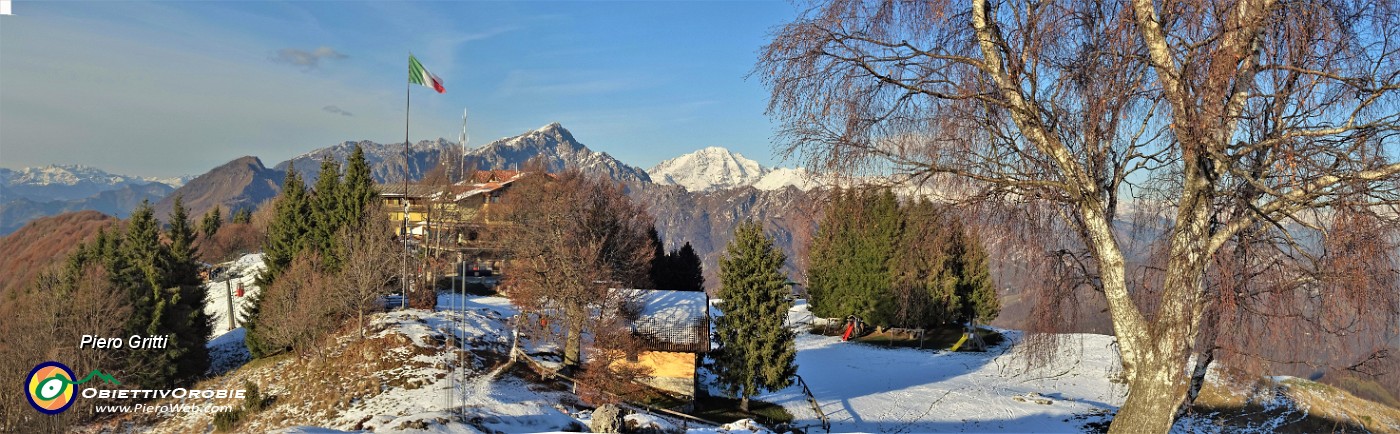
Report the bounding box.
[243,380,270,412]
[213,409,243,432]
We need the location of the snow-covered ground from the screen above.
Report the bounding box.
[754,302,1124,433]
[174,269,1389,433]
[202,253,265,340]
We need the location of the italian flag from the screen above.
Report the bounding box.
[409,54,444,93]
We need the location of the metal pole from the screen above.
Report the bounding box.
[402,53,411,310]
[225,275,236,331]
[458,252,464,417]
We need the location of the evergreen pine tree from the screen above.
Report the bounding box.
[310,157,344,269]
[858,188,903,327]
[164,196,212,382]
[713,220,797,412]
[806,188,847,317]
[672,242,705,292]
[950,222,998,324]
[232,208,253,224]
[807,188,901,325]
[260,165,310,285]
[889,199,956,328]
[117,201,178,387]
[122,201,169,299]
[249,165,309,358]
[646,226,669,289]
[200,206,223,239]
[166,195,200,286]
[340,144,376,226]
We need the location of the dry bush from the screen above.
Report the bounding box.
[257,253,350,357]
[197,222,264,263]
[250,197,279,234]
[407,274,438,310]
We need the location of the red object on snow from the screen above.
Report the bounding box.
[236,284,245,297]
[842,322,855,341]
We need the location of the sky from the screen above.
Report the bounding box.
[0,1,804,178]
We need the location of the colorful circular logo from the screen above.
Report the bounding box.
[26,361,76,414]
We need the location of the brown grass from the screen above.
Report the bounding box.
[117,314,468,434]
[1189,376,1400,433]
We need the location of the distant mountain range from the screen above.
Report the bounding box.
[0,183,173,235]
[0,165,188,234]
[0,123,826,292]
[0,164,187,202]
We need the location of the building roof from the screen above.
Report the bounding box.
[377,170,529,201]
[379,184,443,198]
[470,170,523,183]
[616,289,710,353]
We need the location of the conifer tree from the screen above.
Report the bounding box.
[310,157,344,269]
[249,165,309,358]
[200,206,222,239]
[232,208,253,224]
[164,197,212,383]
[806,188,901,325]
[109,201,211,387]
[166,195,200,286]
[713,220,796,412]
[340,144,376,226]
[805,188,847,317]
[260,165,310,285]
[122,201,169,299]
[889,199,957,328]
[672,242,705,292]
[646,226,668,289]
[949,222,998,325]
[858,189,903,326]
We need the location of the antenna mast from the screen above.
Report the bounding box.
[459,109,469,181]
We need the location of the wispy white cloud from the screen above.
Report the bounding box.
[322,105,354,116]
[272,46,347,70]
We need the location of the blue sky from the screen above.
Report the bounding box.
[0,1,803,178]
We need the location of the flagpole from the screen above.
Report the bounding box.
[402,53,411,310]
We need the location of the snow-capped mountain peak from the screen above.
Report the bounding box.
[467,123,651,183]
[8,164,128,186]
[648,147,771,192]
[3,164,188,189]
[752,167,821,191]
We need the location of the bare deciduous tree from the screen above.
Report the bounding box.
[337,207,399,339]
[0,264,131,431]
[758,1,1400,432]
[499,169,655,371]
